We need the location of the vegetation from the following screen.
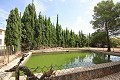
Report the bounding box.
[89,30,120,48]
[91,0,120,51]
[5,2,88,51]
[21,3,37,50]
[110,37,120,48]
[5,0,120,51]
[5,8,21,52]
[90,30,107,47]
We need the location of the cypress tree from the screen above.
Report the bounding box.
[56,14,62,47]
[34,12,43,49]
[61,30,65,47]
[47,17,52,47]
[69,30,75,47]
[65,28,70,47]
[5,8,20,52]
[21,3,36,50]
[6,1,90,50]
[51,24,57,47]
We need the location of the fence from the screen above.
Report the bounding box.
[0,46,16,68]
[1,55,120,80]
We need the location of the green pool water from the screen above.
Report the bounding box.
[25,51,120,72]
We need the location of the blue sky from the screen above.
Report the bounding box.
[0,0,119,34]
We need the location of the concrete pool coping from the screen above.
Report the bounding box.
[0,52,32,80]
[31,48,120,56]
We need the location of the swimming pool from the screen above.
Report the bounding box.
[25,51,120,71]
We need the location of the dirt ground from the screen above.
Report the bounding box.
[88,48,120,53]
[31,47,120,54]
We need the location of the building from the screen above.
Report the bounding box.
[0,29,5,46]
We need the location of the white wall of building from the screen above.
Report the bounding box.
[0,29,5,46]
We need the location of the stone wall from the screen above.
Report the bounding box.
[52,61,120,80]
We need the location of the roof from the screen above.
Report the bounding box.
[0,29,5,31]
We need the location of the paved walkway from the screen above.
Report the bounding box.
[93,72,120,80]
[0,57,21,80]
[0,52,32,80]
[0,54,17,69]
[89,48,120,55]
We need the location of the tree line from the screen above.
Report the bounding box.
[5,0,120,52]
[5,2,89,52]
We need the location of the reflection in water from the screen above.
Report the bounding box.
[63,53,120,69]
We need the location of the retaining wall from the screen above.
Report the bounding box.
[53,61,120,80]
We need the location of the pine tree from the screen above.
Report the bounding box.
[91,0,118,51]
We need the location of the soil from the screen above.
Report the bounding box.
[31,47,120,55]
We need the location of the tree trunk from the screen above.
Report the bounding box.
[108,55,110,61]
[105,22,111,52]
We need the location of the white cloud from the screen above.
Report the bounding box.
[62,16,95,34]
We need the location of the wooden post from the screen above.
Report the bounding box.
[108,55,110,61]
[3,46,5,64]
[7,46,9,63]
[15,65,20,80]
